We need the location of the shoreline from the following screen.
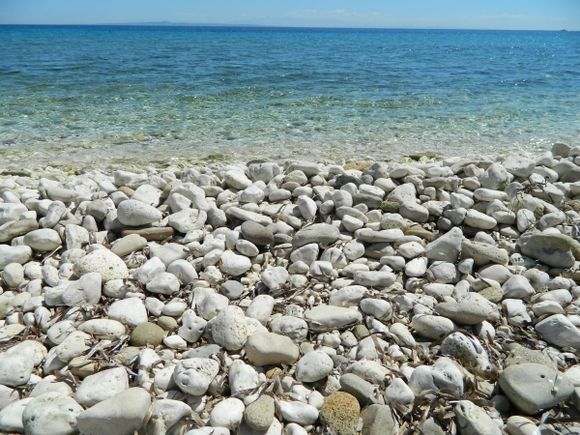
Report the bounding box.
[0,144,579,433]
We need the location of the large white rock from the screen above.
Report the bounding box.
[499,363,574,415]
[535,314,580,350]
[22,392,83,435]
[173,358,220,396]
[77,387,151,435]
[209,397,245,429]
[0,398,33,433]
[245,332,299,366]
[107,297,148,327]
[75,367,129,406]
[277,400,319,425]
[229,360,260,397]
[117,199,162,226]
[0,245,32,271]
[0,354,34,387]
[208,306,252,351]
[295,351,334,382]
[220,250,252,276]
[23,228,62,252]
[74,249,128,282]
[146,272,180,295]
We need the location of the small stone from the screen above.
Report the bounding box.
[146,272,180,295]
[320,391,360,435]
[455,400,501,435]
[117,199,162,226]
[295,351,334,382]
[292,223,340,248]
[173,358,220,396]
[111,234,147,257]
[241,221,274,246]
[244,395,275,432]
[245,332,299,366]
[361,404,398,435]
[518,232,579,269]
[220,250,252,276]
[305,305,362,331]
[108,297,148,327]
[412,315,455,340]
[131,322,166,346]
[209,397,245,430]
[277,400,319,425]
[340,373,379,406]
[505,416,539,435]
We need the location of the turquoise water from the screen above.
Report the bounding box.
[0,25,579,166]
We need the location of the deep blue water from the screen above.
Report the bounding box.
[0,25,579,165]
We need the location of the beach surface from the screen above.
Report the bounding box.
[0,144,579,434]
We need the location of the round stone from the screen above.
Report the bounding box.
[295,351,334,383]
[130,322,165,346]
[320,392,361,435]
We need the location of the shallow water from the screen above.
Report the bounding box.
[0,25,579,167]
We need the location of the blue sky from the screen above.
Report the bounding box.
[1,0,579,30]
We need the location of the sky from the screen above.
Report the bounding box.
[0,0,579,30]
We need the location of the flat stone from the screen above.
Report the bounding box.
[461,239,509,266]
[535,314,580,350]
[121,227,174,241]
[220,250,252,276]
[435,298,498,325]
[455,400,501,435]
[518,232,580,268]
[292,223,340,248]
[245,331,299,366]
[425,227,463,262]
[499,363,574,414]
[361,404,398,435]
[241,221,274,246]
[0,245,32,271]
[340,373,379,406]
[305,305,363,331]
[23,228,62,252]
[111,233,147,257]
[411,314,455,340]
[117,199,162,226]
[76,387,151,435]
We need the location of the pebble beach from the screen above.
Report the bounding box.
[0,143,579,434]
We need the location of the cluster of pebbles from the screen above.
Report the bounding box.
[0,143,579,435]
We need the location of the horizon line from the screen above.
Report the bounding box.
[0,22,577,32]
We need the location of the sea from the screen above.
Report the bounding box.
[0,25,579,167]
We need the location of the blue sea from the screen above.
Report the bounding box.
[0,25,579,167]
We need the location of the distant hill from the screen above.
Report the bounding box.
[110,21,263,27]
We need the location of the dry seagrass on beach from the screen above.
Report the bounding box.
[0,144,579,435]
